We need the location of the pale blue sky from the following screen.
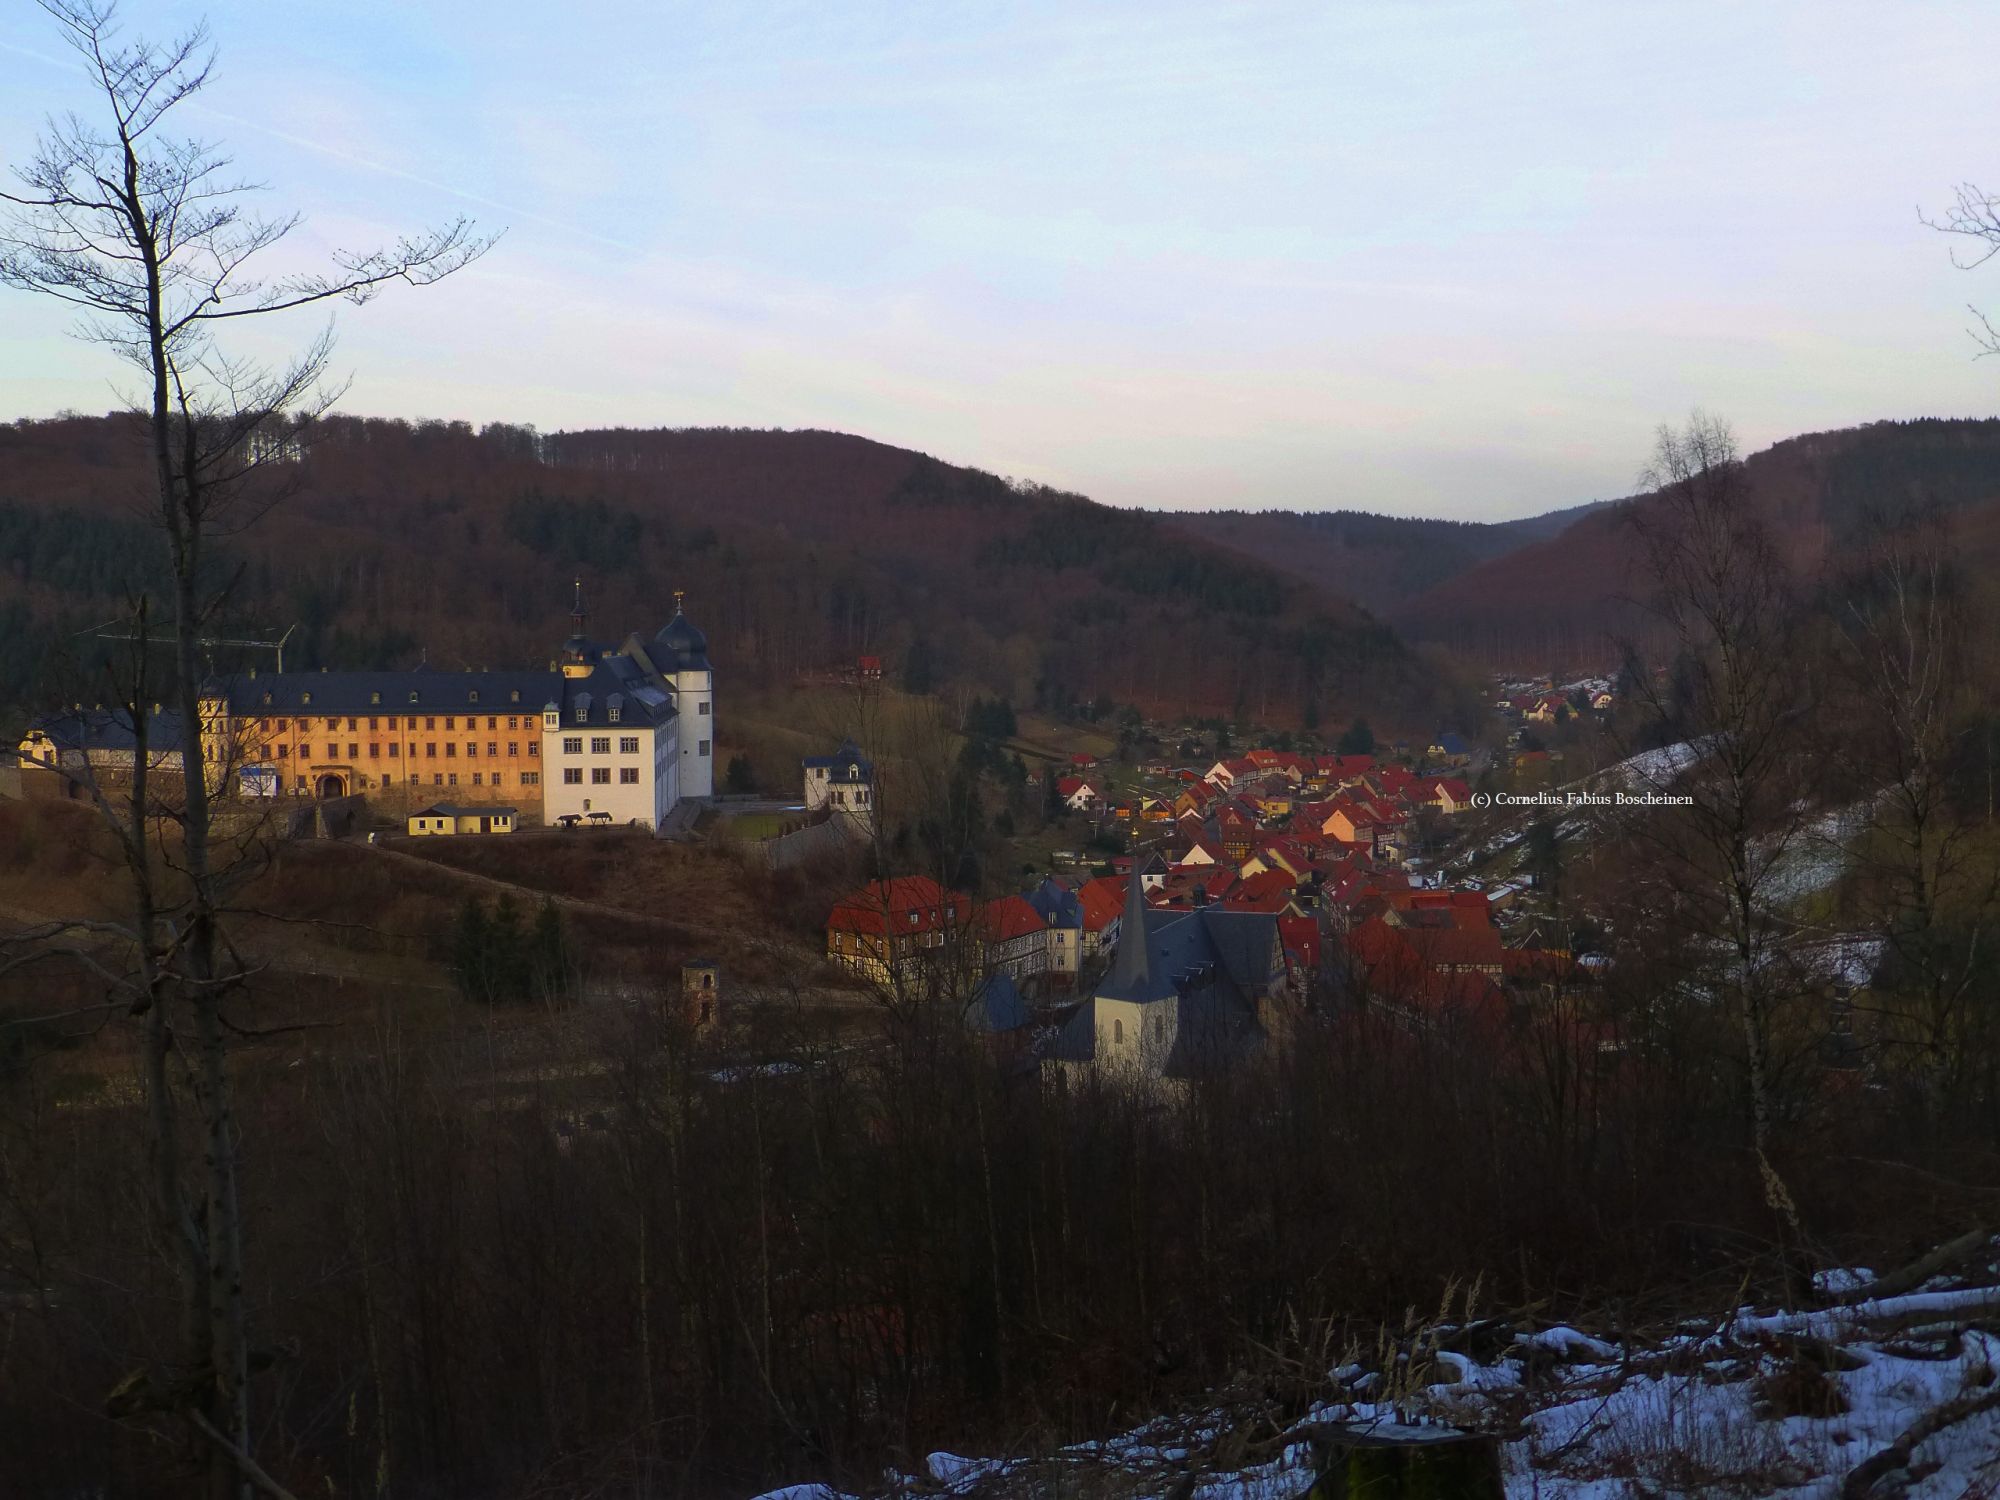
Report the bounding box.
[3,1,1998,518]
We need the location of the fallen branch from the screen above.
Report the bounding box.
[1843,1228,1991,1305]
[1841,1382,2000,1499]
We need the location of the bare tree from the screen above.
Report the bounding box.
[0,3,489,1494]
[1824,508,1998,1127]
[1925,182,2000,355]
[1615,413,1819,1296]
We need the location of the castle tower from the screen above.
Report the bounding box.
[560,576,596,679]
[653,590,713,799]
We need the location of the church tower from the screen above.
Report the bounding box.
[653,591,713,799]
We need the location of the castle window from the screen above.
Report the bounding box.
[507,742,519,757]
[466,742,478,757]
[487,742,498,757]
[487,717,497,730]
[445,717,455,731]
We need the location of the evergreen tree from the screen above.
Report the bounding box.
[1336,717,1376,756]
[725,753,756,794]
[529,897,569,1002]
[451,897,493,1003]
[904,638,935,695]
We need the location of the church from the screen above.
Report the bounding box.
[191,583,714,832]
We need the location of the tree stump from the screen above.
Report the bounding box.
[1303,1423,1505,1500]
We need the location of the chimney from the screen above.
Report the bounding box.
[1193,883,1209,907]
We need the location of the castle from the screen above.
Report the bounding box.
[176,582,712,831]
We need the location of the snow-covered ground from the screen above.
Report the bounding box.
[752,1256,2000,1499]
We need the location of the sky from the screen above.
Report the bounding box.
[3,1,1999,520]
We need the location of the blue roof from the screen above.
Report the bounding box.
[967,973,1032,1033]
[215,668,562,717]
[27,704,187,753]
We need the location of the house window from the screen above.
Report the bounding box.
[1113,1019,1124,1044]
[699,702,710,715]
[563,737,582,755]
[276,744,289,759]
[487,742,498,757]
[433,774,443,786]
[507,742,518,757]
[486,717,497,731]
[445,743,456,757]
[425,718,435,731]
[563,768,582,785]
[472,772,483,785]
[347,743,358,759]
[466,742,478,757]
[619,767,639,784]
[445,717,455,731]
[619,736,639,754]
[522,771,539,786]
[590,737,610,754]
[591,767,610,784]
[698,740,710,755]
[528,743,539,757]
[426,743,437,758]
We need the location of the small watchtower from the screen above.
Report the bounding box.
[681,959,721,1027]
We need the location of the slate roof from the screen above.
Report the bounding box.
[555,655,676,729]
[967,973,1032,1033]
[213,669,564,718]
[412,803,519,819]
[803,739,873,782]
[26,704,187,753]
[1025,877,1082,930]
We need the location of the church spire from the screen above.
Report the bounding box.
[570,575,587,637]
[1101,853,1173,1003]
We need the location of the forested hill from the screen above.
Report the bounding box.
[0,415,1463,732]
[1389,417,2000,668]
[1160,500,1609,616]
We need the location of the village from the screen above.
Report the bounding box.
[807,669,1633,1080]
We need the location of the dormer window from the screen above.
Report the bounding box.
[510,689,520,704]
[370,691,381,704]
[608,704,620,722]
[408,691,419,704]
[468,690,479,704]
[301,692,312,706]
[261,692,272,706]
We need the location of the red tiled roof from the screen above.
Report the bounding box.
[978,894,1046,943]
[827,876,969,936]
[1076,876,1127,932]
